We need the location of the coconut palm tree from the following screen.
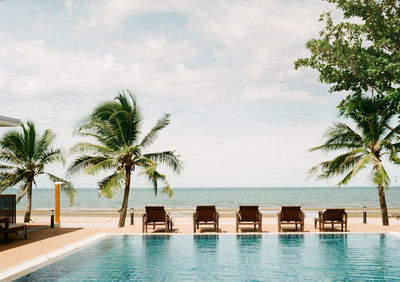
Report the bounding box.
[0,121,76,222]
[310,95,400,226]
[68,91,183,227]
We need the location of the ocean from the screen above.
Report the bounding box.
[8,186,400,211]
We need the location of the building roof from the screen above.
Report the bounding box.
[0,115,20,127]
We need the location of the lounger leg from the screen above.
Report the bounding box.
[193,221,196,233]
[332,223,334,229]
[24,226,27,240]
[236,222,239,233]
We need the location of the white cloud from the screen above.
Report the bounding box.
[0,0,359,188]
[242,85,328,104]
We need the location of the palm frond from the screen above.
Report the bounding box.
[33,129,56,162]
[388,145,400,164]
[0,164,13,170]
[70,142,114,155]
[337,153,372,186]
[115,145,141,157]
[0,130,27,162]
[98,169,126,199]
[139,164,173,197]
[140,113,170,148]
[39,148,65,167]
[382,123,400,143]
[143,151,183,174]
[311,123,364,153]
[0,169,29,191]
[0,149,24,165]
[16,182,28,202]
[67,155,114,176]
[162,182,174,197]
[371,162,390,190]
[84,157,119,175]
[46,173,76,205]
[309,148,368,179]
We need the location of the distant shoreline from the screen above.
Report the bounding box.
[8,186,400,189]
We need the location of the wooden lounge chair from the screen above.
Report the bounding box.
[0,194,27,244]
[193,206,219,233]
[314,209,347,231]
[0,218,27,244]
[236,206,262,232]
[277,206,304,232]
[142,206,173,233]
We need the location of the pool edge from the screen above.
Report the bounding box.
[0,233,109,282]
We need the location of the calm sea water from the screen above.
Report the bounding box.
[17,234,400,281]
[8,186,400,210]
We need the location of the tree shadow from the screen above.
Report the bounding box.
[0,224,82,251]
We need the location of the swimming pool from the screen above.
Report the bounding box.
[16,233,400,281]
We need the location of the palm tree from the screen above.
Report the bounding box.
[310,95,400,226]
[68,91,183,227]
[0,121,76,222]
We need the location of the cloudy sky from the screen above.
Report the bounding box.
[1,0,397,188]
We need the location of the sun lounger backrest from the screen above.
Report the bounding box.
[324,209,345,221]
[280,206,301,221]
[145,206,166,222]
[239,206,259,221]
[0,194,16,224]
[196,206,216,221]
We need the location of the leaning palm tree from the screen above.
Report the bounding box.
[0,121,76,222]
[310,95,400,226]
[68,91,183,227]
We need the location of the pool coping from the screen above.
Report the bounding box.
[0,233,109,282]
[2,231,400,281]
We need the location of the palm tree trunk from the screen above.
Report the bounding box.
[24,180,33,223]
[118,167,132,227]
[378,184,389,226]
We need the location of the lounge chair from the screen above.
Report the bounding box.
[314,209,347,231]
[193,206,219,233]
[277,206,304,232]
[0,218,27,244]
[142,206,173,233]
[236,206,262,232]
[0,194,27,244]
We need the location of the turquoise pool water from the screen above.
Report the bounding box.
[17,234,400,281]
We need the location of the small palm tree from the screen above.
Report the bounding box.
[68,91,183,227]
[310,95,400,226]
[0,121,76,222]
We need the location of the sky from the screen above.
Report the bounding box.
[1,0,398,189]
